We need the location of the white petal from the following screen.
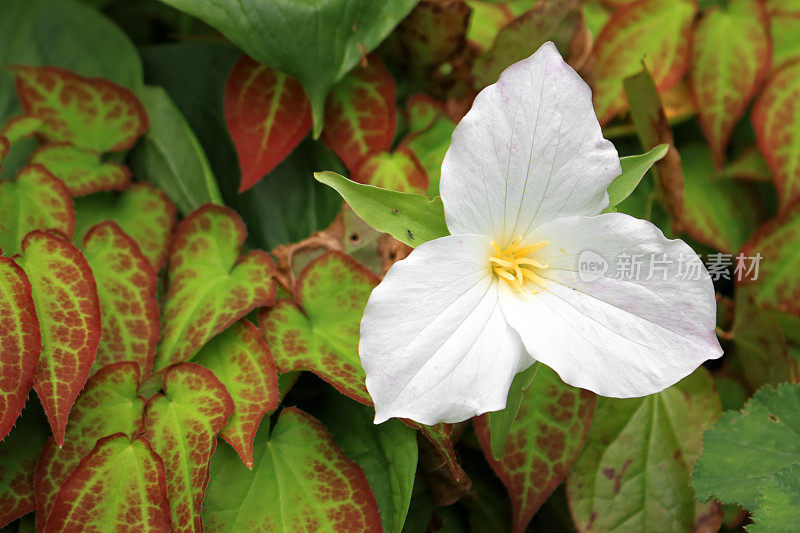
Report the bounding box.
[500,213,722,398]
[440,41,621,243]
[360,234,532,425]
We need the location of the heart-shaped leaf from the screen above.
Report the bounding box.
[144,363,234,533]
[0,257,40,441]
[30,143,130,196]
[192,320,279,469]
[203,407,381,531]
[154,204,276,371]
[475,366,596,533]
[81,221,159,374]
[12,65,148,152]
[0,164,74,256]
[45,433,171,532]
[259,251,378,405]
[354,148,429,193]
[321,57,396,173]
[224,56,312,192]
[16,230,100,446]
[34,361,144,530]
[689,0,771,167]
[74,183,176,270]
[752,60,800,211]
[568,368,722,532]
[157,0,418,133]
[591,0,697,125]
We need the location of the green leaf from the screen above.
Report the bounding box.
[46,434,171,532]
[354,148,429,193]
[0,0,143,124]
[259,252,378,405]
[692,382,800,510]
[0,116,42,144]
[476,365,596,533]
[30,143,130,196]
[766,0,800,71]
[315,171,449,247]
[486,363,539,460]
[154,205,276,371]
[73,183,177,270]
[157,0,419,134]
[401,115,455,196]
[605,144,669,209]
[129,86,223,215]
[568,368,722,532]
[314,391,418,533]
[144,363,234,533]
[191,320,279,469]
[749,463,800,532]
[204,407,382,531]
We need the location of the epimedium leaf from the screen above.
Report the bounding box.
[154,204,277,371]
[191,320,279,470]
[45,433,171,532]
[689,0,771,167]
[748,463,800,532]
[0,116,43,143]
[16,230,100,447]
[692,383,800,511]
[144,363,234,533]
[129,86,223,216]
[81,221,159,374]
[314,171,449,248]
[11,65,148,153]
[313,391,418,533]
[157,0,418,134]
[396,0,470,74]
[0,257,40,441]
[739,203,800,314]
[259,251,378,405]
[604,144,669,209]
[486,363,540,460]
[34,361,145,531]
[591,0,696,125]
[681,144,759,253]
[719,146,773,182]
[568,368,722,532]
[30,143,130,196]
[0,134,8,165]
[73,183,176,270]
[475,365,596,533]
[321,57,396,173]
[203,407,381,532]
[224,55,312,192]
[0,402,49,528]
[766,0,800,71]
[354,148,429,193]
[0,164,74,256]
[752,60,800,211]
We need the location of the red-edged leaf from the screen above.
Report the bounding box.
[0,257,40,441]
[766,0,800,71]
[34,362,144,531]
[689,0,771,167]
[154,205,276,371]
[0,135,8,164]
[12,66,148,153]
[16,231,100,446]
[397,0,471,71]
[0,405,49,528]
[321,57,396,173]
[259,251,378,405]
[224,55,312,192]
[204,407,381,532]
[82,221,159,374]
[354,147,429,193]
[144,363,234,533]
[0,164,74,256]
[74,183,177,270]
[591,0,697,125]
[0,116,43,144]
[192,320,279,469]
[474,366,596,533]
[30,143,131,196]
[406,93,446,133]
[45,434,171,533]
[752,60,800,211]
[739,203,800,314]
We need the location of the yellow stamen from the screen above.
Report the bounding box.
[488,235,550,294]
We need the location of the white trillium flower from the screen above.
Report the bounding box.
[359,42,723,426]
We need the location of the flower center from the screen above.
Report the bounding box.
[489,236,549,294]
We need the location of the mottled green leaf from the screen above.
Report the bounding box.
[30,143,130,196]
[402,114,456,196]
[766,0,800,71]
[354,148,429,193]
